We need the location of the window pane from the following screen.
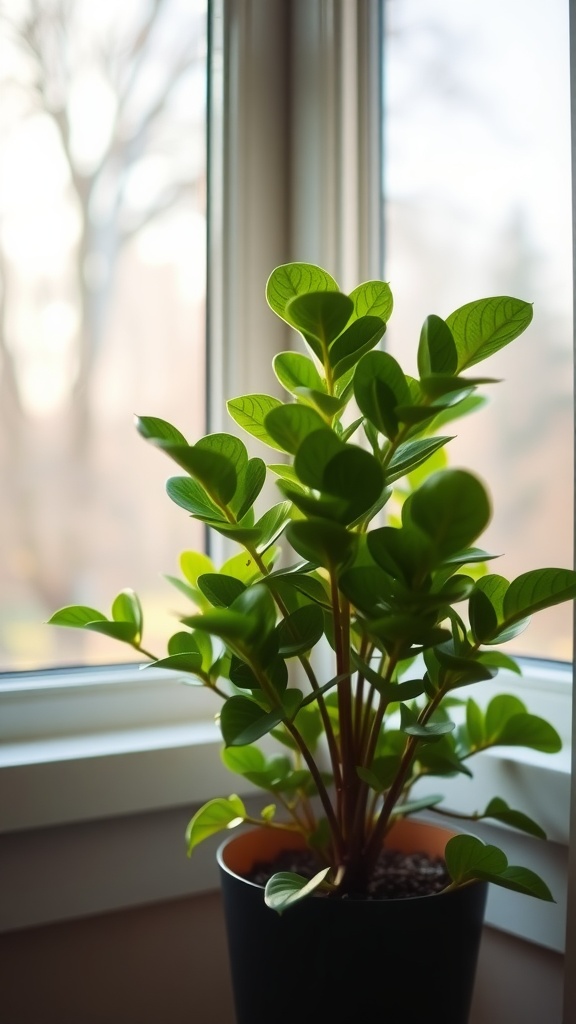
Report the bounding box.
[383,0,573,658]
[0,0,208,670]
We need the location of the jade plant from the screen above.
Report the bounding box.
[49,261,576,912]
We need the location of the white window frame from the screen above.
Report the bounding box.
[0,2,574,980]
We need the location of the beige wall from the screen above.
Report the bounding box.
[1,894,564,1024]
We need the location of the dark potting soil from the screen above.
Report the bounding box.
[247,846,451,900]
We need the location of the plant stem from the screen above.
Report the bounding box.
[363,687,447,870]
[331,569,358,841]
[249,543,343,791]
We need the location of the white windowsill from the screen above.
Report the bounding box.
[0,659,571,949]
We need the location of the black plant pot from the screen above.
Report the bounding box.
[217,819,488,1024]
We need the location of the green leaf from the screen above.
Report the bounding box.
[348,279,393,322]
[168,631,202,656]
[482,694,560,753]
[221,546,276,583]
[400,704,455,739]
[503,568,576,622]
[485,693,526,738]
[417,314,458,376]
[185,795,246,854]
[419,374,499,400]
[48,601,143,648]
[267,566,331,609]
[136,415,188,445]
[273,351,324,396]
[433,641,496,683]
[334,366,356,399]
[340,415,364,443]
[445,834,507,883]
[386,435,453,484]
[112,589,142,637]
[84,620,140,643]
[277,481,349,523]
[367,524,434,582]
[264,868,331,914]
[163,445,237,505]
[469,574,531,644]
[196,432,248,474]
[329,316,387,380]
[180,550,216,586]
[354,350,411,439]
[183,585,272,655]
[221,744,267,776]
[321,446,385,523]
[286,291,354,362]
[476,650,521,675]
[494,866,554,902]
[445,835,553,900]
[282,688,304,720]
[364,614,450,654]
[446,296,533,372]
[166,476,224,519]
[408,469,491,559]
[350,652,425,701]
[220,695,284,745]
[468,576,506,643]
[198,519,262,545]
[276,604,325,657]
[465,698,485,748]
[293,429,344,489]
[231,458,267,519]
[440,547,495,568]
[293,434,385,524]
[222,747,299,793]
[188,629,214,671]
[267,463,301,485]
[227,394,286,451]
[47,605,107,628]
[266,262,339,322]
[424,393,488,432]
[493,713,562,753]
[482,797,546,839]
[231,584,278,639]
[393,794,445,816]
[255,502,292,552]
[286,518,358,571]
[339,564,396,614]
[265,404,327,455]
[146,651,204,673]
[197,574,247,608]
[293,387,347,419]
[415,736,473,777]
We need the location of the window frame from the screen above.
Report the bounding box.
[0,1,573,971]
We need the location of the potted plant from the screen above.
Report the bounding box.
[48,262,576,1024]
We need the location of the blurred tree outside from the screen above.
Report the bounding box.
[383,0,573,659]
[0,0,208,669]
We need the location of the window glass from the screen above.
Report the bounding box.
[0,0,208,670]
[383,0,573,658]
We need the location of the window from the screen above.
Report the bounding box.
[0,0,208,672]
[1,1,573,963]
[383,0,573,661]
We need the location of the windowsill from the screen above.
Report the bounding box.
[0,658,571,948]
[0,718,570,951]
[1,721,228,834]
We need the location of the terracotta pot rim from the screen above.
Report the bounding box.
[217,817,471,899]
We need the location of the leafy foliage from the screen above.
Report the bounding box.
[48,262,576,911]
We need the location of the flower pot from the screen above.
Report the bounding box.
[217,819,488,1024]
